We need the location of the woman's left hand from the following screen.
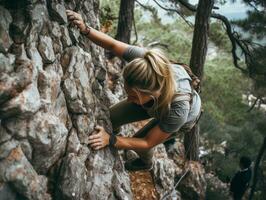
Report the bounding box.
[88,125,110,150]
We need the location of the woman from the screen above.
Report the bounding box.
[66,10,201,171]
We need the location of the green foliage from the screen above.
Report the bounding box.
[209,21,231,52]
[205,183,230,200]
[202,57,250,124]
[99,0,120,23]
[136,19,193,62]
[99,0,120,36]
[234,0,266,39]
[200,55,266,182]
[233,0,266,97]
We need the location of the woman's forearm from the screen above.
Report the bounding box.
[114,136,152,150]
[85,27,128,57]
[66,9,128,57]
[87,125,170,151]
[86,27,116,50]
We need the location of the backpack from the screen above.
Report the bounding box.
[172,62,201,92]
[170,61,202,123]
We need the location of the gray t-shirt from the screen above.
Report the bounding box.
[122,45,201,134]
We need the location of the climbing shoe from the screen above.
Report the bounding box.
[124,158,153,171]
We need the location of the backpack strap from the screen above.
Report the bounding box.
[171,61,201,92]
[173,93,193,110]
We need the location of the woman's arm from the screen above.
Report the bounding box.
[115,125,171,150]
[66,10,128,57]
[88,125,171,150]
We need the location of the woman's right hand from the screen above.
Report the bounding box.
[66,9,128,57]
[66,10,86,33]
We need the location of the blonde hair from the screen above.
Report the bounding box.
[122,48,176,118]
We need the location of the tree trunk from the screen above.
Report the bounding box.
[189,0,213,80]
[115,0,135,44]
[184,123,200,160]
[0,0,132,199]
[184,0,214,161]
[249,136,266,200]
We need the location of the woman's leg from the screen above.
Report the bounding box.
[109,99,151,133]
[110,99,158,170]
[132,119,159,165]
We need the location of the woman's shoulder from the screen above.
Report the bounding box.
[171,63,192,81]
[122,45,147,62]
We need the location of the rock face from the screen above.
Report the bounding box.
[0,1,209,200]
[0,1,131,199]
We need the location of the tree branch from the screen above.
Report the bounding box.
[247,97,260,112]
[135,0,157,15]
[132,12,138,45]
[211,13,248,73]
[152,0,193,27]
[175,0,250,74]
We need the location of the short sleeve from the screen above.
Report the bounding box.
[122,45,146,62]
[158,101,190,134]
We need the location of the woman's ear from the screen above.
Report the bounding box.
[153,89,161,98]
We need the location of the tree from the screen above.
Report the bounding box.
[115,0,135,43]
[233,1,266,199]
[183,0,214,160]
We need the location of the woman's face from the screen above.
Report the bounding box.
[124,84,152,105]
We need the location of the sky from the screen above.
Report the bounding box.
[139,0,250,20]
[189,0,250,19]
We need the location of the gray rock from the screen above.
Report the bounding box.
[56,153,87,200]
[0,57,33,110]
[60,26,72,48]
[0,139,19,160]
[0,53,15,73]
[0,146,51,200]
[29,3,49,36]
[152,145,179,199]
[38,35,56,64]
[53,91,71,128]
[0,6,12,53]
[0,182,18,200]
[72,114,94,144]
[0,0,135,199]
[0,123,11,143]
[0,83,41,119]
[38,65,61,106]
[66,128,81,154]
[27,43,44,71]
[84,150,115,199]
[95,66,107,82]
[177,161,207,200]
[61,47,95,114]
[50,22,63,54]
[68,26,80,45]
[49,3,68,25]
[9,7,29,44]
[111,164,133,200]
[19,139,33,161]
[27,112,68,174]
[1,117,28,139]
[62,78,87,113]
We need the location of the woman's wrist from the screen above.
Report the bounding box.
[80,25,91,36]
[109,134,117,148]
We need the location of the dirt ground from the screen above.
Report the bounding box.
[129,170,159,200]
